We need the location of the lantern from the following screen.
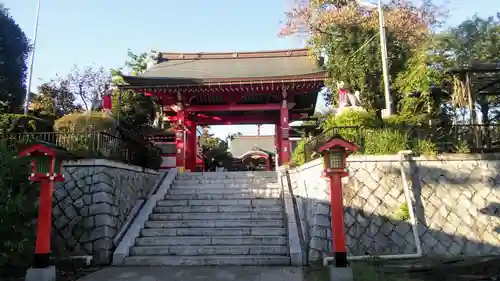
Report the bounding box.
[316,136,358,272]
[19,141,74,280]
[19,141,74,182]
[317,136,358,177]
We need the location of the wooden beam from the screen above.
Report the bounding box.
[185,104,280,112]
[166,113,304,125]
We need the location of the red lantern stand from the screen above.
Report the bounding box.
[19,142,73,274]
[317,137,358,268]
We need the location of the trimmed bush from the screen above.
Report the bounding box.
[0,114,53,133]
[54,111,116,133]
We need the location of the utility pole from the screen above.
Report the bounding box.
[377,0,392,117]
[24,0,42,114]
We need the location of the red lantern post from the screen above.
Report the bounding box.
[317,137,358,268]
[19,142,73,276]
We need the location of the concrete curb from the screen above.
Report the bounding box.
[279,168,305,266]
[112,168,178,265]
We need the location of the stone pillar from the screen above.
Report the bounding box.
[280,99,291,166]
[185,119,197,172]
[175,109,185,172]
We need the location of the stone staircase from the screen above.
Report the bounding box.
[123,171,291,266]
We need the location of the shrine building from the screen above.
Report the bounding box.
[118,48,325,172]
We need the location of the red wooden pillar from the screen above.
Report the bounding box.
[280,99,291,165]
[185,120,197,172]
[175,109,185,172]
[275,123,282,166]
[35,180,54,267]
[330,173,348,267]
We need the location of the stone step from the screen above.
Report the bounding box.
[135,235,288,246]
[140,227,287,237]
[123,255,290,266]
[172,183,280,188]
[129,245,289,256]
[177,172,277,180]
[167,188,281,195]
[156,198,282,207]
[144,219,285,228]
[164,193,281,200]
[149,211,284,221]
[153,205,283,213]
[174,179,278,185]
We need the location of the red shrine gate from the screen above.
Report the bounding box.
[119,49,325,172]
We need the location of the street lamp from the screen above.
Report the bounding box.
[24,0,42,115]
[357,0,392,117]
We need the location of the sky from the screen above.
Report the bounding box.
[3,0,499,138]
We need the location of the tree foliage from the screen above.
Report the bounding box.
[199,130,234,170]
[0,4,30,113]
[281,0,443,114]
[437,14,500,124]
[66,65,112,111]
[111,51,157,130]
[31,79,83,119]
[0,143,38,268]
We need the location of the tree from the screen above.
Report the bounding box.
[0,4,30,113]
[31,79,82,119]
[66,65,111,111]
[199,129,234,170]
[280,0,443,115]
[111,51,157,130]
[227,132,242,141]
[437,14,500,124]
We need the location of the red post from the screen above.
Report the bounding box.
[275,123,281,166]
[329,173,348,267]
[175,110,185,172]
[34,180,54,267]
[185,120,197,172]
[280,100,290,165]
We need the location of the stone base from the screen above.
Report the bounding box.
[25,266,56,281]
[328,266,353,281]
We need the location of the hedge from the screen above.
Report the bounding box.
[0,114,53,134]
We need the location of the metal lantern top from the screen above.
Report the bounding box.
[316,136,358,175]
[18,141,74,182]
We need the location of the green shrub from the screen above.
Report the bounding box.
[53,111,116,133]
[323,109,380,129]
[383,114,427,126]
[291,138,306,167]
[364,128,409,154]
[395,203,411,221]
[411,139,437,156]
[0,114,53,133]
[0,143,38,268]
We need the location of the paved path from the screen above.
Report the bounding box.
[77,266,308,281]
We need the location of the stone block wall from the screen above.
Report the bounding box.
[287,154,500,263]
[52,159,159,264]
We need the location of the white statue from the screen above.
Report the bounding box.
[146,50,159,70]
[335,81,364,116]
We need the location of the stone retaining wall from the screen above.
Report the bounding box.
[287,154,500,263]
[52,159,159,264]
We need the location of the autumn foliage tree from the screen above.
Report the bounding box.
[280,0,443,116]
[31,79,82,119]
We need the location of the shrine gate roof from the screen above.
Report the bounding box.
[121,48,325,87]
[119,49,325,122]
